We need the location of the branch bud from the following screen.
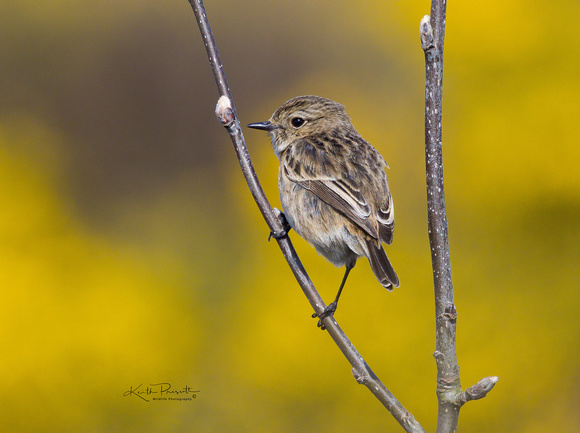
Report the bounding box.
[420,15,435,51]
[456,376,499,405]
[215,95,235,127]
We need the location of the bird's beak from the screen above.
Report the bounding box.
[247,121,275,132]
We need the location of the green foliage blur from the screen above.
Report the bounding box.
[0,1,578,431]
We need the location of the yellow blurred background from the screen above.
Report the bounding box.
[0,0,578,431]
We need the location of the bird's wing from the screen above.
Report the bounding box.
[283,161,380,240]
[376,191,394,245]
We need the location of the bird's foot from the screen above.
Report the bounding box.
[268,209,292,241]
[311,302,337,330]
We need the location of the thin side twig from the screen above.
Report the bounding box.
[187,1,426,432]
[420,3,498,431]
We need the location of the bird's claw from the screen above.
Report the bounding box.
[268,209,292,241]
[268,229,288,241]
[311,302,337,330]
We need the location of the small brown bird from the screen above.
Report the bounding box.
[248,95,399,325]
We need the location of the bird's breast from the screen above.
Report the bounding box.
[278,170,362,267]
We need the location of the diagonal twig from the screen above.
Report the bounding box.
[187,1,426,431]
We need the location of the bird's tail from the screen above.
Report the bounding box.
[364,239,399,290]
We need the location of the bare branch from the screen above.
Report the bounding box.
[421,8,462,431]
[188,1,425,431]
[421,4,497,432]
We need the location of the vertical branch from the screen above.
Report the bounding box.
[420,3,498,432]
[187,1,426,431]
[421,13,461,431]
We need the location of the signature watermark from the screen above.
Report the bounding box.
[123,383,199,402]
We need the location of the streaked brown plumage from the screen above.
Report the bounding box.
[248,95,398,324]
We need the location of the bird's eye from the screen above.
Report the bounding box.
[290,117,305,128]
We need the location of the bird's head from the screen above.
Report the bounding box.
[248,95,353,156]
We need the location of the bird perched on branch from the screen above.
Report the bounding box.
[248,95,399,327]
